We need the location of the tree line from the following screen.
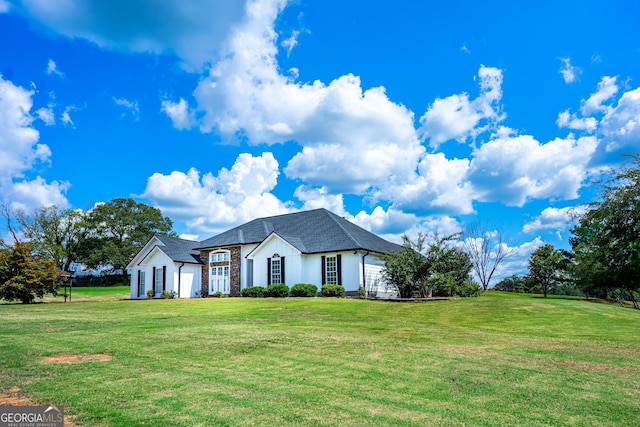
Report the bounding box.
[495,154,640,308]
[1,198,174,303]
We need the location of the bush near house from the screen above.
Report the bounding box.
[290,283,318,297]
[241,286,265,298]
[321,284,345,297]
[264,283,290,298]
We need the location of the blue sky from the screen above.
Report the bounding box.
[1,0,639,278]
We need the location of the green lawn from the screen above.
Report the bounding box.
[0,292,639,426]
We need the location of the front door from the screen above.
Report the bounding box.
[210,266,229,294]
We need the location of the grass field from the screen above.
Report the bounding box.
[1,291,639,426]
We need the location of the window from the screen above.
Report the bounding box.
[325,256,338,284]
[138,271,146,297]
[210,251,230,263]
[268,255,285,285]
[211,266,230,294]
[271,257,281,284]
[154,267,164,295]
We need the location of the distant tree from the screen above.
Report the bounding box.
[462,222,515,291]
[494,275,532,293]
[0,241,63,303]
[79,198,175,280]
[569,154,640,308]
[17,206,91,272]
[527,244,565,298]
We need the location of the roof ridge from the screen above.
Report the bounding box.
[323,209,362,249]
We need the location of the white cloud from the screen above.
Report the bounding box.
[193,0,423,194]
[281,30,300,56]
[46,59,64,78]
[60,106,75,127]
[556,109,597,132]
[294,186,346,216]
[373,152,474,215]
[20,0,248,69]
[559,57,581,84]
[417,65,505,148]
[35,106,56,126]
[0,75,69,211]
[522,205,588,233]
[161,98,195,130]
[581,76,618,115]
[600,87,640,151]
[113,97,140,121]
[140,152,292,235]
[468,134,598,206]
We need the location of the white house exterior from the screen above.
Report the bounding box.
[127,235,203,299]
[129,209,402,299]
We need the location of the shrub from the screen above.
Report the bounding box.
[241,286,265,298]
[459,282,483,297]
[291,283,318,297]
[160,290,177,299]
[359,285,366,298]
[322,284,345,297]
[264,283,290,298]
[146,290,154,299]
[210,291,225,298]
[429,273,457,297]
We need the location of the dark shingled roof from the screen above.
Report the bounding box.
[153,235,203,264]
[194,208,403,255]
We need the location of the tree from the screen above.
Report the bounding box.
[382,232,474,298]
[569,154,640,308]
[0,241,63,303]
[528,244,565,298]
[462,222,515,291]
[17,206,91,272]
[79,198,175,280]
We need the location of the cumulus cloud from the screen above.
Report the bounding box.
[581,76,618,115]
[600,87,640,151]
[193,0,423,194]
[468,134,598,206]
[559,57,581,84]
[418,65,505,148]
[20,0,248,69]
[0,75,69,211]
[161,98,195,130]
[294,186,346,216]
[140,152,292,235]
[522,205,588,233]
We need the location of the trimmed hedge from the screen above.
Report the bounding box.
[241,286,265,298]
[321,284,345,297]
[264,283,290,298]
[290,283,318,297]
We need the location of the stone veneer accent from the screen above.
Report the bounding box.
[200,246,242,297]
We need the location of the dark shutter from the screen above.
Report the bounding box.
[162,266,167,291]
[281,257,285,285]
[137,270,141,297]
[321,256,326,284]
[267,258,271,285]
[337,254,342,286]
[152,267,156,294]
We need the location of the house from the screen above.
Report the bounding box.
[127,235,203,299]
[129,208,402,298]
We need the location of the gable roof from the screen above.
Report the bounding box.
[144,235,203,265]
[194,208,403,255]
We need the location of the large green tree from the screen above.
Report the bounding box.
[79,198,175,279]
[569,154,640,308]
[528,244,565,298]
[0,242,63,303]
[17,206,91,272]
